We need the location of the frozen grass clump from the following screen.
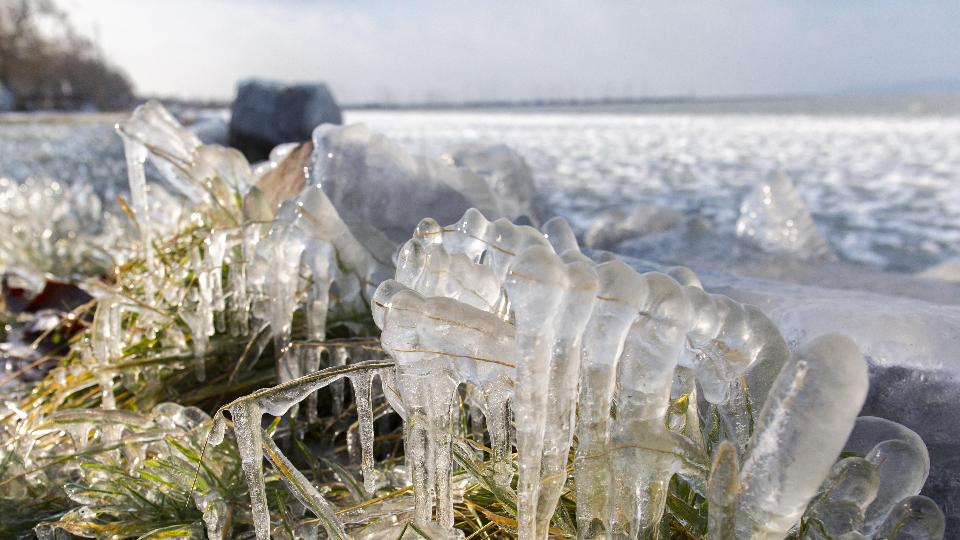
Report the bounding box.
[0,102,946,539]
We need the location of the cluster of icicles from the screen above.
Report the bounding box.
[111,100,379,387]
[367,208,943,540]
[86,102,943,538]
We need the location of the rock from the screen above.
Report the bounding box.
[0,82,14,111]
[189,116,230,146]
[229,79,342,161]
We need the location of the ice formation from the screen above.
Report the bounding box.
[446,143,539,224]
[114,102,383,387]
[582,204,684,250]
[736,172,835,261]
[0,176,119,280]
[207,360,392,540]
[373,207,944,539]
[310,124,536,254]
[5,103,947,539]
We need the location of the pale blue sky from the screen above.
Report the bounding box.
[63,0,960,103]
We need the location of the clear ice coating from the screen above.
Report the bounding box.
[736,171,835,261]
[112,101,381,390]
[208,361,391,540]
[873,496,947,540]
[840,416,934,536]
[736,334,868,539]
[802,457,880,538]
[11,105,947,539]
[372,207,923,539]
[309,124,532,258]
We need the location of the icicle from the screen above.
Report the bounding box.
[121,134,150,235]
[346,415,361,464]
[119,134,158,290]
[501,246,568,540]
[229,224,260,336]
[606,272,691,537]
[532,256,598,539]
[575,260,649,536]
[90,298,123,410]
[480,384,512,486]
[229,400,269,540]
[863,439,930,535]
[873,496,945,540]
[304,242,334,342]
[331,346,349,416]
[428,379,459,531]
[377,367,407,421]
[206,231,228,333]
[304,346,325,423]
[802,457,879,538]
[466,389,485,440]
[373,284,512,533]
[195,492,228,540]
[736,334,868,538]
[303,242,334,419]
[268,229,306,386]
[349,371,379,494]
[708,441,740,540]
[187,245,212,381]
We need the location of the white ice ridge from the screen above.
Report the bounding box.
[736,171,835,261]
[371,208,900,539]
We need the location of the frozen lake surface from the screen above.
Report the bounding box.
[348,110,960,273]
[2,109,958,274]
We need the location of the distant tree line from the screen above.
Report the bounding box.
[0,0,134,111]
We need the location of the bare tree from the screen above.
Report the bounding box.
[0,0,134,111]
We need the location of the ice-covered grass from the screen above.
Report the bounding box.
[0,103,949,539]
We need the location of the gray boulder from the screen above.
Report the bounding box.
[189,116,230,146]
[229,79,342,161]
